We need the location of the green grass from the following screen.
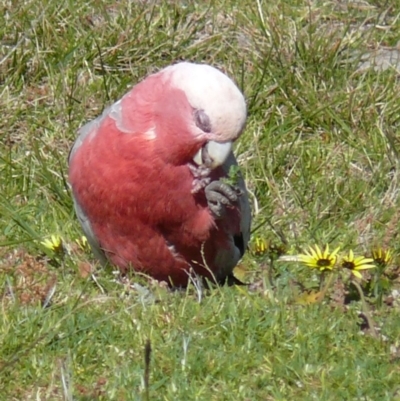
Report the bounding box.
[1,0,400,399]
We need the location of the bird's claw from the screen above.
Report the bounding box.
[205,180,242,218]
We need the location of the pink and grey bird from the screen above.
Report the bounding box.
[68,62,251,286]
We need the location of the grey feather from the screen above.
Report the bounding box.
[73,197,108,265]
[212,152,251,280]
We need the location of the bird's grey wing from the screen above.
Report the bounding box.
[213,152,251,279]
[223,151,251,254]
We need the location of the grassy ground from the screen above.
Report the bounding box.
[1,0,400,399]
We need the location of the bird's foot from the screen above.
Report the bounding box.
[205,180,242,218]
[189,164,212,193]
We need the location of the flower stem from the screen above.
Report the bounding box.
[351,279,378,338]
[317,272,335,302]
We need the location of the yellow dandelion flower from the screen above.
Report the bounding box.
[253,237,267,256]
[252,238,287,258]
[371,248,392,267]
[41,235,63,253]
[341,250,375,279]
[76,235,89,250]
[297,245,340,271]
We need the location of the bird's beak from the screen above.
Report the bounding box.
[193,141,232,169]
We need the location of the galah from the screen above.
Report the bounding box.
[68,62,251,286]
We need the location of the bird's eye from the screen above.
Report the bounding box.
[194,109,212,133]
